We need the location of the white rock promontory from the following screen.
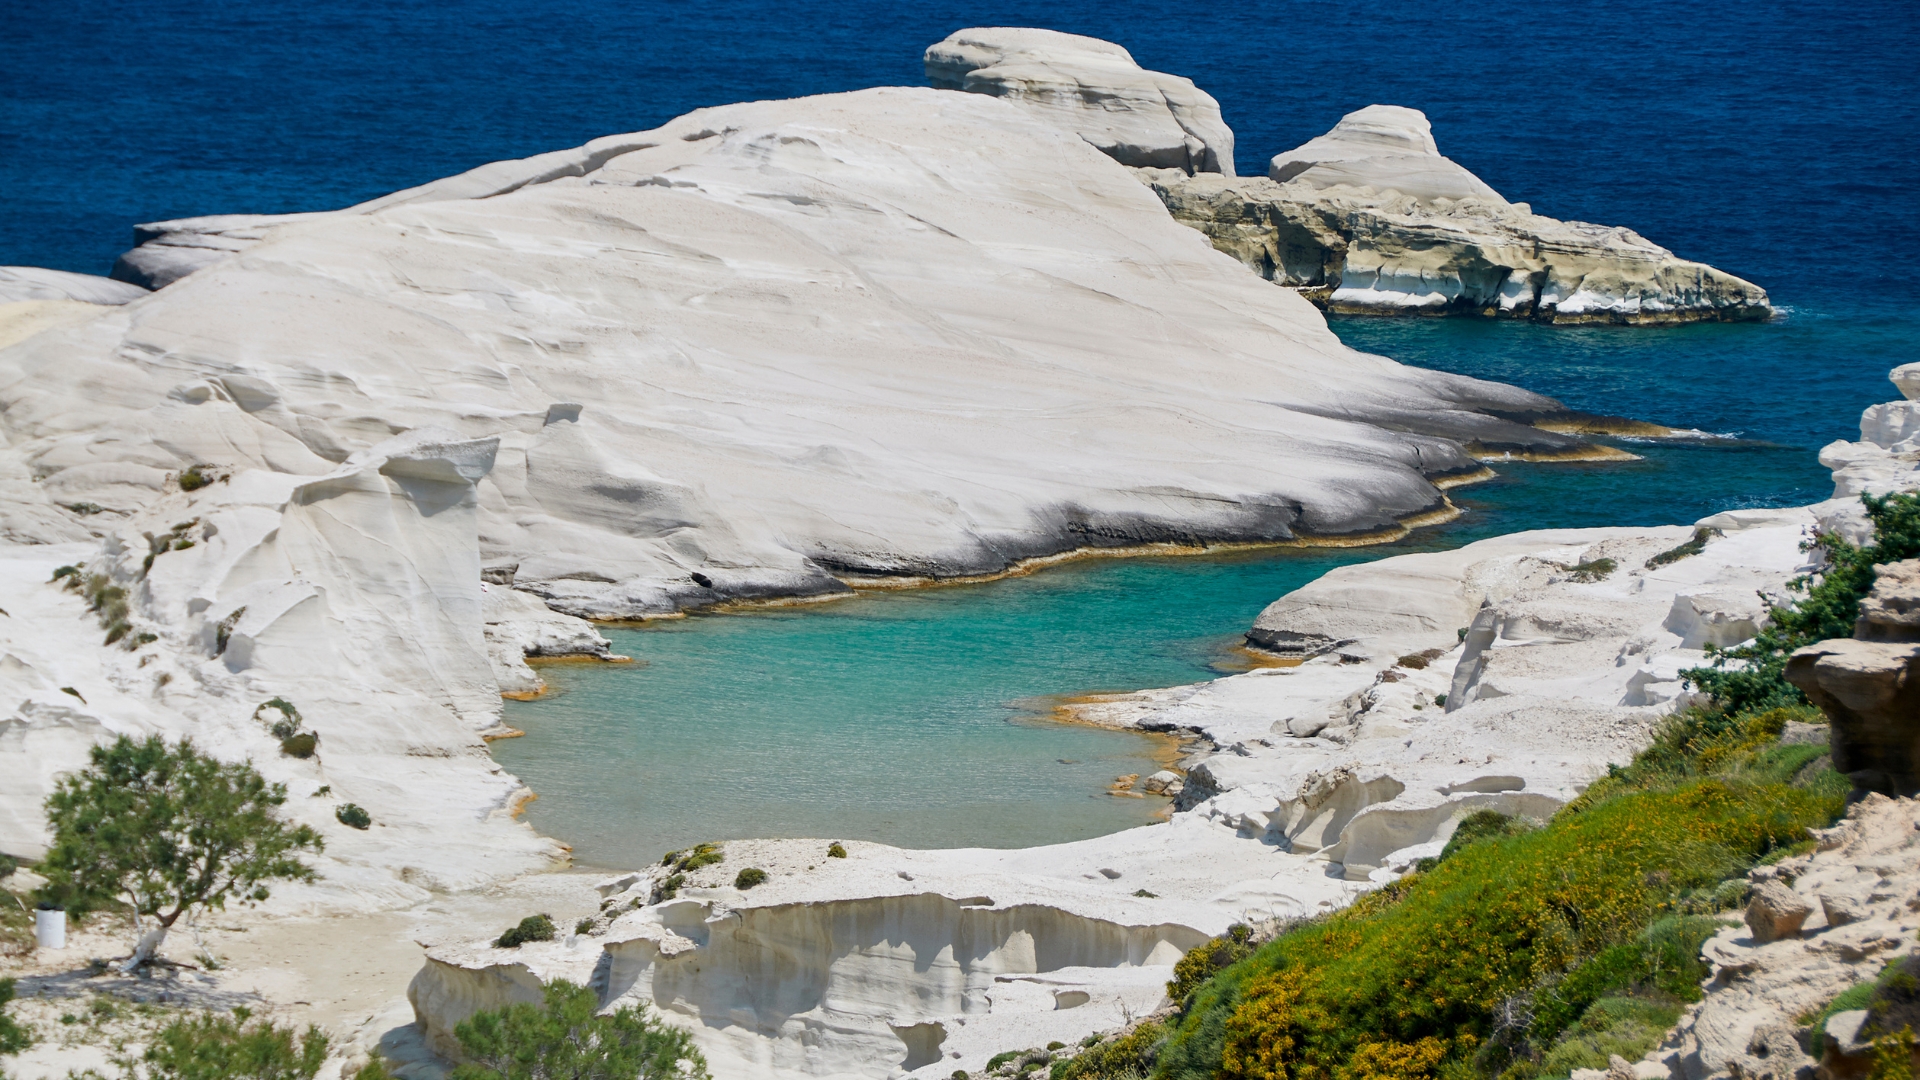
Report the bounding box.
[925,27,1235,175]
[1142,105,1771,324]
[4,87,1607,623]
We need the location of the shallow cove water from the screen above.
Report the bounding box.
[11,0,1915,864]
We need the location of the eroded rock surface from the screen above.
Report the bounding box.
[1639,794,1920,1080]
[924,27,1233,175]
[0,267,149,305]
[1140,105,1770,325]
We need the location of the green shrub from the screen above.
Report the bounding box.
[450,978,707,1079]
[989,1051,1023,1071]
[1566,557,1617,582]
[494,914,556,949]
[138,1008,329,1080]
[654,872,687,901]
[1168,924,1255,1004]
[1534,995,1685,1078]
[0,977,30,1056]
[735,868,768,890]
[335,803,371,830]
[50,564,79,582]
[662,842,723,872]
[1058,1021,1166,1079]
[178,465,217,491]
[1685,492,1920,714]
[1647,527,1717,569]
[1437,810,1536,864]
[1156,772,1839,1080]
[575,918,596,936]
[827,842,848,858]
[279,733,318,759]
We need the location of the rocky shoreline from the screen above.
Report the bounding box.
[0,25,1843,1080]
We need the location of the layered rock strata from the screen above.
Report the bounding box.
[4,88,1610,625]
[924,27,1234,175]
[1141,105,1770,324]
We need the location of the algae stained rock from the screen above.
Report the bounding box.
[1142,104,1771,325]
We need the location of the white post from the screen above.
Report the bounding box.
[35,908,66,950]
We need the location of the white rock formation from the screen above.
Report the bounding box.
[409,831,1354,1080]
[1140,105,1770,324]
[924,28,1234,175]
[407,512,1823,1079]
[0,427,568,900]
[1072,515,1815,880]
[1634,794,1920,1080]
[6,88,1604,625]
[1821,364,1920,498]
[0,267,149,305]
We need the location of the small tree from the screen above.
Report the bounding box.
[39,735,323,970]
[451,979,709,1080]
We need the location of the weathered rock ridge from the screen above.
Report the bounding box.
[924,27,1234,176]
[1141,105,1770,324]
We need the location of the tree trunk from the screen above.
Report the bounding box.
[118,924,168,972]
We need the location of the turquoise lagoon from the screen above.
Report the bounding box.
[493,313,1885,869]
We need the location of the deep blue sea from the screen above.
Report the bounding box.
[9,0,1917,864]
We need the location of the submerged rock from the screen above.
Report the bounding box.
[1141,105,1771,325]
[925,27,1234,175]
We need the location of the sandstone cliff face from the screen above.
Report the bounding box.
[1142,105,1770,325]
[924,27,1234,176]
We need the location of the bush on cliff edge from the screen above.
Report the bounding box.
[1142,704,1844,1080]
[1684,491,1920,714]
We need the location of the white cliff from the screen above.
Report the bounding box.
[924,27,1234,175]
[1142,105,1770,324]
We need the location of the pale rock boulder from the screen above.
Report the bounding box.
[1820,367,1920,498]
[1788,559,1920,796]
[5,87,1608,620]
[1745,880,1813,943]
[1267,105,1502,203]
[0,267,149,305]
[925,27,1234,175]
[1140,105,1770,325]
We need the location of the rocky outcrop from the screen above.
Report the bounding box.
[0,267,149,305]
[108,213,321,290]
[1820,364,1920,499]
[1630,794,1920,1080]
[408,833,1320,1079]
[924,28,1233,175]
[1788,559,1920,796]
[1140,105,1770,325]
[3,87,1613,624]
[0,427,565,895]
